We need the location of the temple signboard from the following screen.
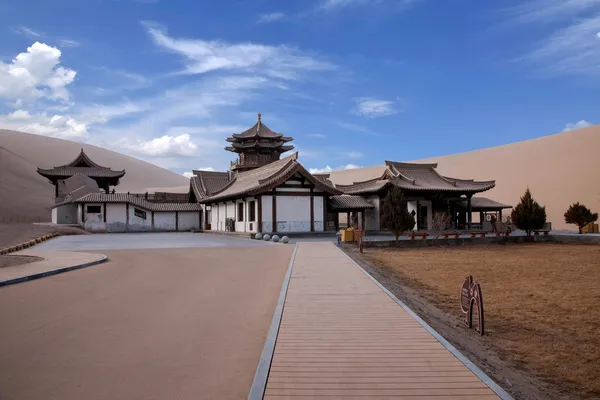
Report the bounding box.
[460,275,485,336]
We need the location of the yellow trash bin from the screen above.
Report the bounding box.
[341,229,354,242]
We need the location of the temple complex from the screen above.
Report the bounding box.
[40,114,511,234]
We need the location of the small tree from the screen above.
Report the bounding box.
[564,203,598,234]
[511,188,547,237]
[431,212,451,244]
[381,186,416,246]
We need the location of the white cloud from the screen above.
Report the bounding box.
[257,12,286,23]
[521,14,600,76]
[13,26,41,38]
[0,42,76,102]
[309,163,361,174]
[182,167,215,178]
[508,0,600,24]
[308,133,326,138]
[346,151,362,158]
[0,111,87,139]
[123,134,199,157]
[320,0,419,12]
[563,120,593,131]
[143,22,335,80]
[336,121,375,134]
[59,39,80,47]
[353,97,399,118]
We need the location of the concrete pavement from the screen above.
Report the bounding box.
[0,246,293,400]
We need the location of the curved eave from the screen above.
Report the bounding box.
[36,168,126,180]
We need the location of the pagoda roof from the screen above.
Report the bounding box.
[37,149,125,180]
[336,161,495,195]
[199,152,341,203]
[228,113,293,142]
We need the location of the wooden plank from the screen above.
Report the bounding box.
[263,242,501,400]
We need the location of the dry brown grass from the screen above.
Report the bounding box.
[363,243,600,399]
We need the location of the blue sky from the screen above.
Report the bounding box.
[0,0,598,176]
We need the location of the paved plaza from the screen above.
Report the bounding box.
[0,234,292,400]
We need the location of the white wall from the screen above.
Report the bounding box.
[262,195,273,233]
[276,196,311,232]
[82,203,104,232]
[178,212,200,231]
[129,205,152,231]
[313,196,324,232]
[53,204,78,224]
[155,212,176,231]
[104,203,127,232]
[365,195,380,231]
[235,200,245,233]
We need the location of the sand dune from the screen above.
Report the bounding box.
[2,125,599,229]
[328,124,600,230]
[0,129,189,222]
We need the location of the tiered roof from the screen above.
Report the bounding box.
[190,171,231,201]
[37,149,125,181]
[225,113,294,154]
[336,161,495,195]
[198,152,341,203]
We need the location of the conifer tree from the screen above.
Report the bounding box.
[511,188,546,237]
[381,186,415,246]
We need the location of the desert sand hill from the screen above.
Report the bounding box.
[0,129,189,222]
[328,124,600,231]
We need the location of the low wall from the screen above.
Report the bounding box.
[363,235,560,248]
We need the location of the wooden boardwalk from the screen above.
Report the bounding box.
[264,242,502,399]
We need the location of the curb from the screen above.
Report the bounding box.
[248,243,298,400]
[0,232,60,255]
[0,255,108,287]
[336,243,514,400]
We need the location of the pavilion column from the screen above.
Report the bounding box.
[361,211,365,231]
[272,190,277,233]
[416,200,420,230]
[499,209,503,222]
[346,212,350,228]
[257,196,263,233]
[480,212,484,227]
[467,195,473,230]
[310,188,314,232]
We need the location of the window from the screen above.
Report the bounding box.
[237,202,244,222]
[134,208,147,220]
[249,201,256,222]
[87,205,101,214]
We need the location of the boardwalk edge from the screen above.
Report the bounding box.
[337,243,514,400]
[248,242,298,400]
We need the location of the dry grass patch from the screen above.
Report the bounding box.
[362,243,600,399]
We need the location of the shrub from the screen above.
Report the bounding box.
[564,203,598,234]
[511,188,546,237]
[381,186,415,246]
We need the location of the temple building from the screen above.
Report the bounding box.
[37,149,125,200]
[225,113,294,172]
[40,150,203,231]
[38,114,510,234]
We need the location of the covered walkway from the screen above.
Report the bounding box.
[261,242,510,399]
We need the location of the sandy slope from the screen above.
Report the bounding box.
[0,129,189,222]
[328,125,600,230]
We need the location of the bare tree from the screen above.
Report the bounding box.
[430,212,451,244]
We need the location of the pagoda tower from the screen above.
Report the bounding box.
[225,113,294,172]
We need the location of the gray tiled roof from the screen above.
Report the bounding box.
[228,114,293,141]
[37,149,125,179]
[458,197,513,210]
[190,171,231,200]
[329,195,374,210]
[37,166,126,178]
[336,178,390,195]
[200,152,342,203]
[73,193,203,211]
[385,161,495,193]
